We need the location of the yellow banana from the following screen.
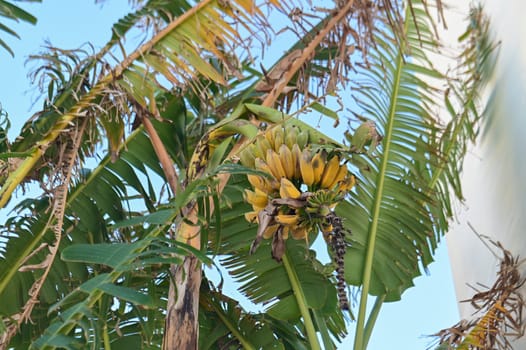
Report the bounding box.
[266,149,287,179]
[273,127,284,151]
[247,174,263,190]
[299,150,315,186]
[291,226,308,240]
[337,175,356,193]
[263,224,279,239]
[279,177,302,199]
[327,163,348,189]
[278,144,295,179]
[311,151,326,185]
[244,188,268,210]
[275,213,300,225]
[291,143,302,179]
[256,137,273,158]
[281,226,290,240]
[320,155,341,189]
[254,157,280,190]
[254,157,272,175]
[244,211,258,223]
[247,174,270,193]
[264,126,276,150]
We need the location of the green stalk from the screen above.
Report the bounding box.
[363,295,385,349]
[353,8,408,350]
[103,324,112,350]
[282,252,321,350]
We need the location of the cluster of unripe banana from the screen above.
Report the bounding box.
[239,123,355,260]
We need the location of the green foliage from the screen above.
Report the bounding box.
[0,1,495,349]
[0,0,39,56]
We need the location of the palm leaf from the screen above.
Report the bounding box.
[0,0,281,208]
[199,279,289,350]
[342,2,442,302]
[0,0,39,56]
[340,2,495,349]
[0,126,179,347]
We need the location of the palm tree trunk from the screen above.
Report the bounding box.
[163,256,202,350]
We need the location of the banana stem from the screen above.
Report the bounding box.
[363,295,385,349]
[282,251,321,350]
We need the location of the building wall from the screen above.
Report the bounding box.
[446,0,526,345]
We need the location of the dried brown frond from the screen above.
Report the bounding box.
[258,0,446,114]
[1,117,89,349]
[432,242,525,350]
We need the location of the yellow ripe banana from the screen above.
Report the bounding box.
[247,174,263,189]
[279,177,302,199]
[327,163,348,189]
[244,211,258,223]
[273,127,284,152]
[281,226,290,240]
[266,149,287,179]
[320,155,341,189]
[244,188,268,210]
[254,159,280,190]
[256,137,273,158]
[264,126,276,150]
[291,226,308,240]
[263,224,279,239]
[311,151,326,185]
[275,213,300,225]
[299,150,315,186]
[337,174,356,193]
[254,157,272,175]
[247,174,269,193]
[291,143,302,179]
[278,144,295,179]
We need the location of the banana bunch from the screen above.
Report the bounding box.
[239,124,309,171]
[240,121,356,259]
[299,149,355,193]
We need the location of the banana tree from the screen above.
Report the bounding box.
[0,1,495,349]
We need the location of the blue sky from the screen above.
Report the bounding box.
[0,2,461,349]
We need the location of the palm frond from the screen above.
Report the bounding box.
[0,125,180,347]
[344,0,443,303]
[0,0,282,208]
[0,0,39,56]
[199,279,290,350]
[342,2,496,349]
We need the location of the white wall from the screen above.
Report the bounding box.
[446,0,526,345]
